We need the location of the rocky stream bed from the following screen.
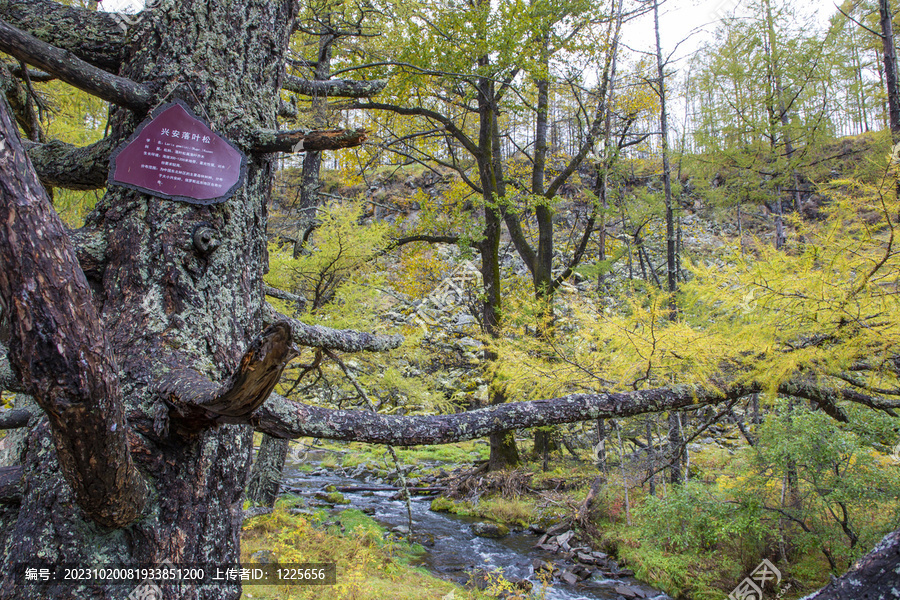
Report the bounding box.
[277,451,670,600]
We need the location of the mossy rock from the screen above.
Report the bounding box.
[471,522,509,538]
[430,496,462,513]
[313,491,350,505]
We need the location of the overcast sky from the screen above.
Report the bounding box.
[99,0,838,59]
[626,0,837,66]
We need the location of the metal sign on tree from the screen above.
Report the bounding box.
[108,100,247,205]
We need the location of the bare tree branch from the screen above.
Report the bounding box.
[264,304,403,352]
[264,285,305,306]
[251,128,367,153]
[0,96,148,528]
[23,135,114,190]
[0,0,125,71]
[246,383,760,443]
[778,379,851,422]
[0,19,150,110]
[283,75,387,98]
[384,234,460,251]
[351,101,481,157]
[0,465,22,504]
[0,408,31,429]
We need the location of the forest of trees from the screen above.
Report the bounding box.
[0,0,899,599]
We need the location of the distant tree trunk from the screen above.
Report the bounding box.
[653,0,677,317]
[489,429,521,471]
[293,30,335,257]
[761,0,788,248]
[475,59,519,470]
[533,426,558,472]
[246,434,290,507]
[667,412,682,484]
[879,0,900,143]
[646,419,656,496]
[763,0,802,213]
[594,418,607,473]
[774,184,786,249]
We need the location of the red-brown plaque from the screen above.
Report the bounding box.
[108,101,247,205]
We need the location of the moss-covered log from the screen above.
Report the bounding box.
[244,385,759,444]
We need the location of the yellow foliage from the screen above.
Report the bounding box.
[493,162,900,401]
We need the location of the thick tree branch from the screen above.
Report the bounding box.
[0,19,150,110]
[0,0,125,72]
[264,285,305,306]
[0,408,30,429]
[778,379,851,422]
[0,97,148,528]
[775,379,900,414]
[0,465,22,503]
[384,234,460,252]
[0,61,40,141]
[23,135,114,190]
[8,64,53,83]
[283,75,387,98]
[246,383,760,443]
[264,304,403,352]
[798,528,900,600]
[245,375,900,447]
[157,322,297,424]
[251,128,367,153]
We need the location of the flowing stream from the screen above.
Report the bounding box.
[282,452,669,600]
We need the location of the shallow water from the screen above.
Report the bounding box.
[282,454,670,600]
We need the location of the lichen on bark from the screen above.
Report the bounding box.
[0,1,298,598]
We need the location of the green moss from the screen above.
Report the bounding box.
[429,496,462,513]
[240,505,485,599]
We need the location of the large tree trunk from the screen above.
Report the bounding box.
[0,3,899,600]
[0,1,296,598]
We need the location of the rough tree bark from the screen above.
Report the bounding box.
[879,0,900,143]
[0,2,898,600]
[0,2,300,599]
[245,433,292,507]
